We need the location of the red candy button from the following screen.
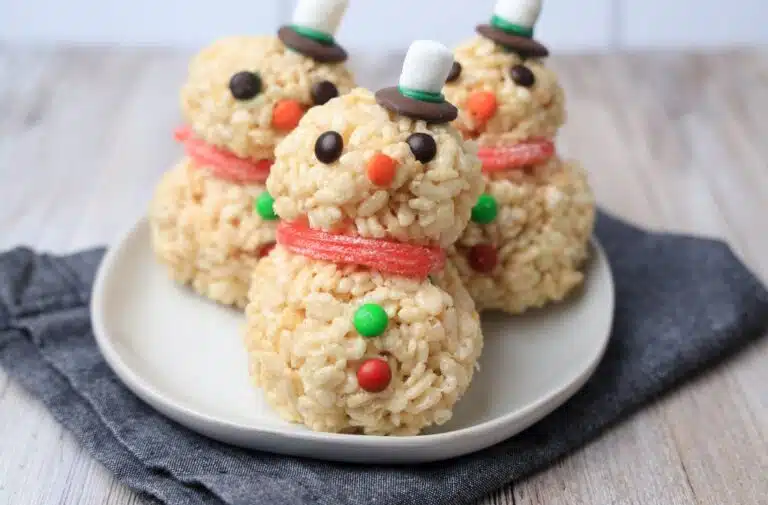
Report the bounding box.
[477,139,555,173]
[258,243,276,258]
[357,358,392,393]
[468,244,498,273]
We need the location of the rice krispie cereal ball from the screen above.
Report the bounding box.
[442,0,565,146]
[150,159,275,307]
[442,35,565,145]
[247,248,481,435]
[442,0,596,313]
[244,41,486,435]
[449,156,595,313]
[149,0,355,308]
[267,87,482,248]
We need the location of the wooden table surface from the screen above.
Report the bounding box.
[0,44,766,505]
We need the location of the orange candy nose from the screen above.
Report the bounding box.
[466,91,498,122]
[272,99,304,131]
[366,153,397,186]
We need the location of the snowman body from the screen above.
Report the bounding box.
[248,247,480,434]
[150,156,274,307]
[244,88,485,434]
[443,33,596,314]
[149,35,355,308]
[451,156,595,313]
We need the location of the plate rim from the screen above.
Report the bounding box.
[91,216,614,460]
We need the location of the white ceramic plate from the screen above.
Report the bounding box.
[91,217,614,464]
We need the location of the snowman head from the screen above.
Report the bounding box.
[267,44,484,247]
[180,35,355,162]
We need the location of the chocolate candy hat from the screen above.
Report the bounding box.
[476,0,549,58]
[278,0,349,63]
[375,40,458,124]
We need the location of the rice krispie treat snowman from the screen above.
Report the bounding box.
[443,0,596,314]
[149,0,356,308]
[244,41,485,435]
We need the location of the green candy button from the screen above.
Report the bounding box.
[255,192,278,220]
[354,303,388,338]
[471,194,498,224]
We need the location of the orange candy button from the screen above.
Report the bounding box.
[272,99,304,131]
[467,91,498,122]
[366,153,397,186]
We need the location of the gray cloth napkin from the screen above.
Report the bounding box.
[1,211,767,505]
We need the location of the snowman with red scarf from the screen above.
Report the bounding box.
[244,41,485,435]
[149,0,355,308]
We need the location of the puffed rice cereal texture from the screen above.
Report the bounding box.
[244,246,483,435]
[181,35,356,160]
[443,36,566,146]
[149,158,275,308]
[267,88,485,248]
[150,35,355,307]
[450,156,596,314]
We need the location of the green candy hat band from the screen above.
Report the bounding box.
[490,14,534,38]
[397,86,445,104]
[290,24,335,45]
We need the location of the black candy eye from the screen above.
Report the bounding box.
[229,71,262,100]
[407,133,437,164]
[509,64,535,88]
[446,61,462,83]
[315,131,344,163]
[311,80,339,106]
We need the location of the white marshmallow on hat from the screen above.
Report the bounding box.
[493,0,542,30]
[292,0,349,37]
[398,40,454,94]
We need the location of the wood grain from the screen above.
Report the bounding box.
[0,44,766,505]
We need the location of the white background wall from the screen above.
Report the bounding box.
[2,0,767,52]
